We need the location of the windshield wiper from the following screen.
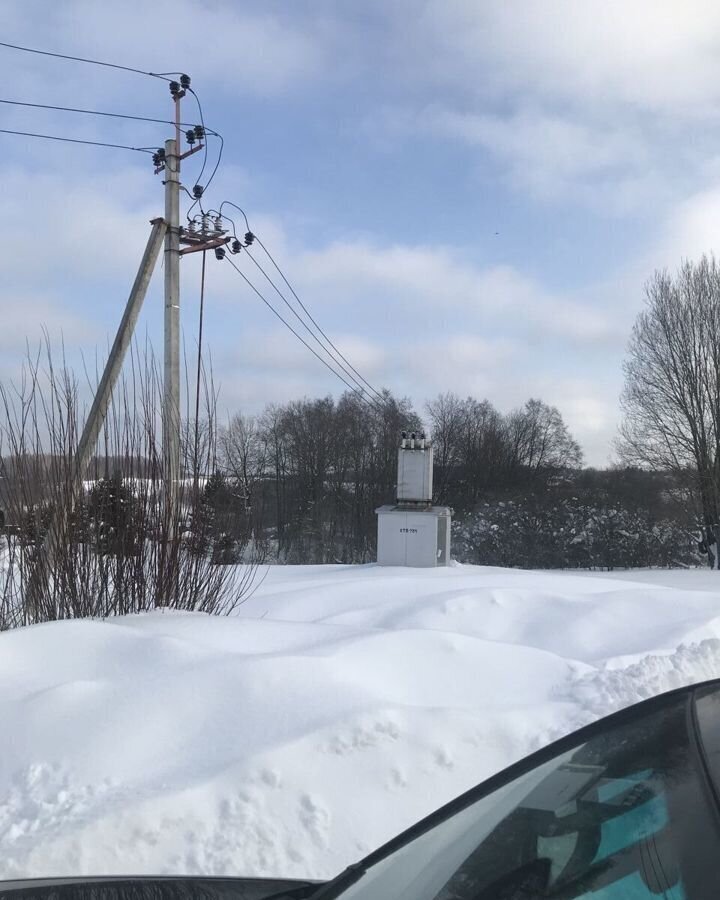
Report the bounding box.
[299,862,369,900]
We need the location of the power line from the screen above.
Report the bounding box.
[219,201,251,232]
[0,95,224,191]
[0,127,155,153]
[203,133,224,193]
[179,88,222,216]
[215,202,386,405]
[0,42,224,171]
[0,97,220,134]
[242,246,384,405]
[253,234,387,404]
[2,38,379,408]
[187,87,209,185]
[0,41,225,185]
[224,256,381,409]
[0,40,175,82]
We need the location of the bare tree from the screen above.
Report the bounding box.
[425,393,466,503]
[506,399,583,480]
[0,339,262,629]
[619,256,720,565]
[461,398,509,499]
[426,394,580,505]
[219,414,267,511]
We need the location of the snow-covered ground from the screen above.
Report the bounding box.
[2,563,720,881]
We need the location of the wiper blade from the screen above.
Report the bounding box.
[302,862,368,900]
[262,883,329,900]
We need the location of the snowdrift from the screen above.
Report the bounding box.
[2,563,720,880]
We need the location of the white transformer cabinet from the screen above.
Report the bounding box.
[376,431,452,567]
[376,504,452,567]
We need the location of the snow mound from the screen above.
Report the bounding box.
[1,564,720,880]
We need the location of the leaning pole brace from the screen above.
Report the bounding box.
[26,218,167,618]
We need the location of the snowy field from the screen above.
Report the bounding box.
[2,563,720,881]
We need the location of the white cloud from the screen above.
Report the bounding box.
[213,327,617,466]
[0,137,634,468]
[414,0,720,117]
[4,171,155,277]
[350,2,720,216]
[289,239,622,344]
[295,241,485,308]
[431,108,643,179]
[425,106,659,209]
[656,185,720,263]
[6,0,709,470]
[524,376,621,468]
[4,0,329,104]
[0,291,100,351]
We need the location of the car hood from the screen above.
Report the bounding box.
[0,876,323,900]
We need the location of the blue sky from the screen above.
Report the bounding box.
[3,1,720,465]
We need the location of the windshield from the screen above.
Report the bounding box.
[321,695,719,899]
[8,6,720,891]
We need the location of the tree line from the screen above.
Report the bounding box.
[216,391,696,567]
[5,249,720,597]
